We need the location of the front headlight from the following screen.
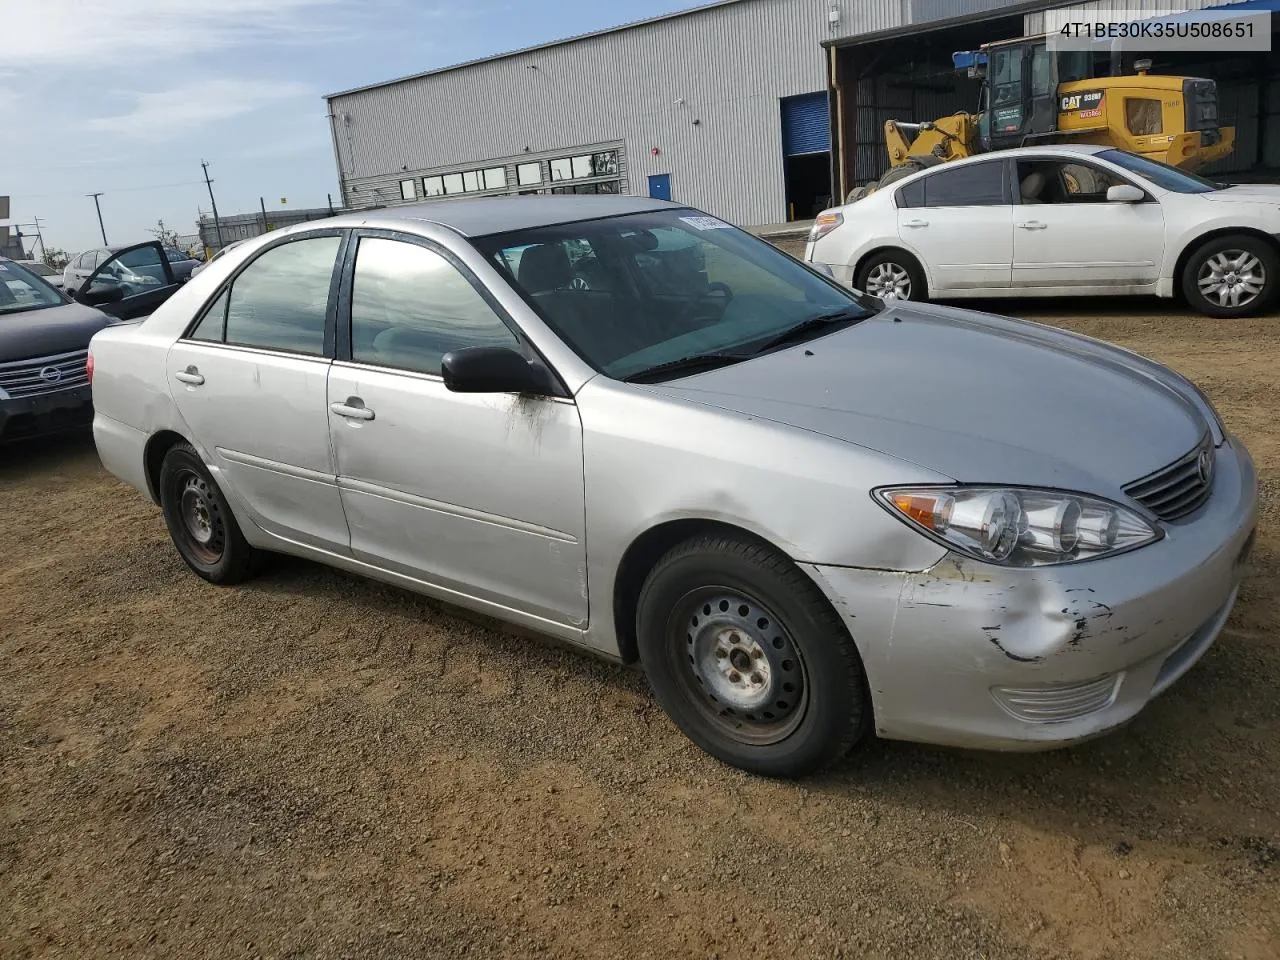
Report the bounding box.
[876,486,1161,566]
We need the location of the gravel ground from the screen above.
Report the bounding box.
[1,298,1277,960]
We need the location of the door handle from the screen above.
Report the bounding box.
[1017,221,1048,230]
[902,219,929,228]
[330,398,375,421]
[174,366,204,385]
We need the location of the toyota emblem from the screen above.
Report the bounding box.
[1197,449,1213,486]
[38,366,63,383]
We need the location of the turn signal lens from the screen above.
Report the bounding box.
[878,486,1160,566]
[809,210,844,242]
[86,350,94,385]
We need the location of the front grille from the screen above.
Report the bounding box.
[0,350,89,399]
[1124,435,1215,522]
[992,673,1120,723]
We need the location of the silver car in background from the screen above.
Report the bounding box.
[87,197,1257,777]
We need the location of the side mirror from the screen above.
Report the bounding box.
[1107,184,1145,203]
[78,281,126,306]
[441,346,558,395]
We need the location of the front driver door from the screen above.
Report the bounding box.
[1011,159,1165,289]
[327,232,588,629]
[75,242,180,320]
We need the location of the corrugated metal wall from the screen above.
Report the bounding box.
[328,0,993,226]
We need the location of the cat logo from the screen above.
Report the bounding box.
[1060,90,1104,113]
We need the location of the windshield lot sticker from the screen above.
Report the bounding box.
[680,215,732,231]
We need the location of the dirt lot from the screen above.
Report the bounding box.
[2,298,1278,960]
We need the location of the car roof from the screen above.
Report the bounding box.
[328,195,680,238]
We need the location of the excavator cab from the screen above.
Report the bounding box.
[959,39,1092,150]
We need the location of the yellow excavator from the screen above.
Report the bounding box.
[858,35,1235,197]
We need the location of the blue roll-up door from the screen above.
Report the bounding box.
[781,92,831,157]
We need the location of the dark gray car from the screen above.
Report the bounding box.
[0,259,111,441]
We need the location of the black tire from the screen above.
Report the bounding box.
[855,249,926,302]
[875,160,926,189]
[158,442,262,584]
[636,534,868,778]
[1180,233,1279,318]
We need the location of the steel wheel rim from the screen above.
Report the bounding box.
[176,470,225,565]
[667,588,809,746]
[865,262,911,300]
[1198,249,1265,309]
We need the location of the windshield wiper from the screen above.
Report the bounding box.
[622,352,751,383]
[747,305,868,355]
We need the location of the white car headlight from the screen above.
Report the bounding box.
[876,486,1161,566]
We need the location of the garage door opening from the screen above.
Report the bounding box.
[781,92,832,220]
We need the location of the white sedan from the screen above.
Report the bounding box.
[806,144,1280,317]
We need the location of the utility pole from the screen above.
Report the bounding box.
[259,196,268,235]
[201,160,225,248]
[87,193,107,245]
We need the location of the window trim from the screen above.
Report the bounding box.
[335,227,570,397]
[399,179,417,201]
[180,228,351,361]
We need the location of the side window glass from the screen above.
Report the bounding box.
[224,236,340,355]
[897,179,924,208]
[96,246,167,297]
[350,238,520,376]
[922,162,1006,207]
[1125,98,1163,136]
[189,289,230,342]
[1017,162,1123,204]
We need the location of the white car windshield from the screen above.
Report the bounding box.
[1099,149,1223,193]
[477,209,876,382]
[0,260,65,314]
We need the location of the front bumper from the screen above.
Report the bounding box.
[0,385,94,441]
[804,438,1258,751]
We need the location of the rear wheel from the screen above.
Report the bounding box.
[1181,234,1278,317]
[856,250,926,302]
[158,442,261,584]
[636,534,868,778]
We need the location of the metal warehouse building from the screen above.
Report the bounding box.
[326,0,1280,229]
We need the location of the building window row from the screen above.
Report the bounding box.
[422,166,508,197]
[406,148,621,203]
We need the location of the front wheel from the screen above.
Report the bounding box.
[856,251,925,302]
[1181,234,1278,317]
[636,534,868,777]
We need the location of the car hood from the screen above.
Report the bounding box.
[0,301,112,361]
[649,302,1206,493]
[1199,183,1280,202]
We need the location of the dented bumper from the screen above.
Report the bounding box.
[804,438,1258,751]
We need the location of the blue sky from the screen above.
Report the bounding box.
[2,0,702,256]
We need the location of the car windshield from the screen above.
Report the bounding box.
[475,209,875,381]
[1098,149,1223,193]
[0,260,65,314]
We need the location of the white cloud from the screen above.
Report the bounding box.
[86,79,312,139]
[7,0,345,68]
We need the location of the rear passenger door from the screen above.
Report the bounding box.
[327,231,588,628]
[896,160,1013,293]
[166,231,352,554]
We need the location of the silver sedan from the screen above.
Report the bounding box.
[88,196,1257,777]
